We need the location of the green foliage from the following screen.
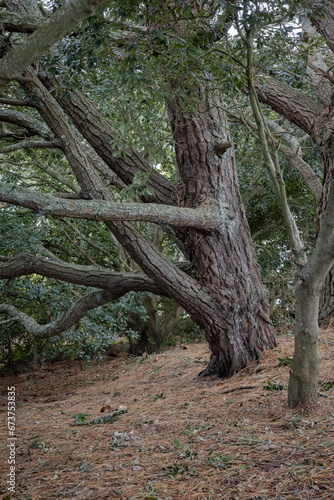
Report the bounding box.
[0,0,327,369]
[120,172,155,201]
[207,451,234,469]
[277,356,292,367]
[73,413,90,423]
[263,380,285,391]
[320,380,334,391]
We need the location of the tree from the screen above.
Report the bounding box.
[0,0,276,378]
[220,0,334,406]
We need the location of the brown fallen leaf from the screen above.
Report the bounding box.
[100,405,111,413]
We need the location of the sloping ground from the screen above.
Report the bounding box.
[1,329,334,500]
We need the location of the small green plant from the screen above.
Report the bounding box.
[320,380,334,391]
[120,172,155,201]
[263,380,284,391]
[73,413,90,423]
[207,450,234,469]
[153,392,165,401]
[174,438,181,448]
[113,391,121,397]
[277,356,292,367]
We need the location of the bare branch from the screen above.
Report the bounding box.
[0,252,163,292]
[0,289,129,338]
[233,112,322,202]
[0,97,34,106]
[0,107,53,138]
[29,151,80,193]
[0,138,61,153]
[0,184,222,229]
[63,219,115,259]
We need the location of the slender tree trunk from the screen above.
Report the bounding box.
[288,281,320,406]
[288,137,334,406]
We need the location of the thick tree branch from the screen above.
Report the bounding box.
[0,97,34,106]
[308,0,334,55]
[0,184,221,229]
[0,0,112,86]
[0,107,53,138]
[1,10,40,33]
[0,287,142,339]
[4,0,42,16]
[253,74,323,141]
[0,138,60,153]
[0,253,165,292]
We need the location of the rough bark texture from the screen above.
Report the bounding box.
[0,253,164,293]
[319,268,334,326]
[0,184,220,229]
[308,0,334,54]
[38,81,175,205]
[166,85,276,376]
[254,75,322,138]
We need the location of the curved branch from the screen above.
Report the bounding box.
[0,252,191,288]
[0,253,164,291]
[0,289,129,339]
[0,184,221,229]
[253,74,323,140]
[0,107,53,138]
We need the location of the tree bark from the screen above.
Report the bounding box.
[0,183,220,229]
[288,279,320,407]
[166,84,276,376]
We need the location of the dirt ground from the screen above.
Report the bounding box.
[1,328,334,500]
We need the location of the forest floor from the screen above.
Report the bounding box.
[1,327,334,500]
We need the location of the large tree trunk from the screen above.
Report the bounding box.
[166,84,276,376]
